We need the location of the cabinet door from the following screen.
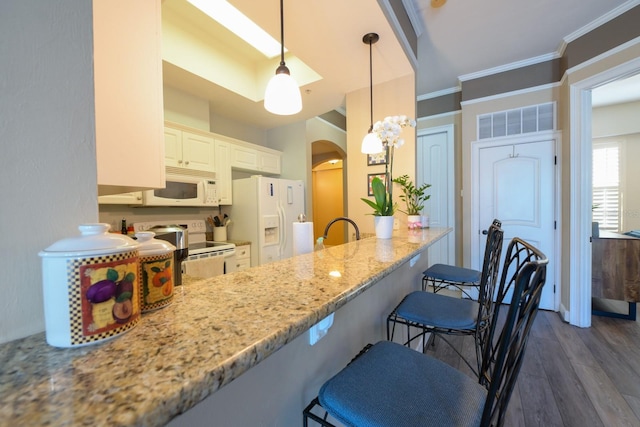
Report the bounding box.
[215,140,232,204]
[164,127,183,168]
[182,132,215,172]
[94,0,164,194]
[235,245,251,271]
[259,151,281,175]
[230,145,259,170]
[98,192,143,205]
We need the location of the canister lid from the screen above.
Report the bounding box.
[135,231,176,256]
[39,223,139,258]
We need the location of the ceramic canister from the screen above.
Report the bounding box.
[39,223,140,348]
[135,231,176,312]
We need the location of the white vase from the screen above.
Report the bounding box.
[374,216,394,239]
[407,215,421,229]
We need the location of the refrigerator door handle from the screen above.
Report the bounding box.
[277,204,286,256]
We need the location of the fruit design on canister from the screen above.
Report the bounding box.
[141,258,173,310]
[81,260,139,335]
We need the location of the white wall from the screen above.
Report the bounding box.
[0,0,99,344]
[592,100,640,137]
[164,86,211,131]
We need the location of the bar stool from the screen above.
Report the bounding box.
[387,220,503,375]
[302,237,548,427]
[421,219,502,299]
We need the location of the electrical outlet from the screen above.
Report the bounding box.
[393,218,399,230]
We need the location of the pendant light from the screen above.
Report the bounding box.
[264,0,302,115]
[361,32,383,154]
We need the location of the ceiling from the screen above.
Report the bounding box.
[161,0,638,130]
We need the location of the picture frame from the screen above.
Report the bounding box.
[367,151,388,166]
[367,173,387,196]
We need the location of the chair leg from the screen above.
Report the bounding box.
[303,397,336,427]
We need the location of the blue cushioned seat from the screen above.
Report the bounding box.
[423,263,481,285]
[396,291,479,330]
[319,341,486,427]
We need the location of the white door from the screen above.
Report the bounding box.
[477,138,556,310]
[417,125,455,266]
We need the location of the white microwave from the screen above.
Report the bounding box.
[142,167,219,207]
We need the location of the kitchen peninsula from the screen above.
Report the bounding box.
[0,228,450,426]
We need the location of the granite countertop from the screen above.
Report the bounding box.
[0,227,450,427]
[224,239,251,247]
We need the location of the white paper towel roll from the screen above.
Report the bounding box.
[292,222,314,256]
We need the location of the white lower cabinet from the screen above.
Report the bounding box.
[234,245,251,271]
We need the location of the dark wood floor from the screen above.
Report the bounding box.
[426,306,640,427]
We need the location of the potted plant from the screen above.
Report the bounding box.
[361,176,395,216]
[361,176,396,238]
[360,115,416,238]
[392,174,431,228]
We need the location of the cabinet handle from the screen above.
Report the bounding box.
[178,159,183,164]
[185,161,190,165]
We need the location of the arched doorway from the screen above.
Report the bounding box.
[312,140,347,246]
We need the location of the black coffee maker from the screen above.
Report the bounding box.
[150,225,188,286]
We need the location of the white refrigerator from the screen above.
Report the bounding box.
[229,176,305,267]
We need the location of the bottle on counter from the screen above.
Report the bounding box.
[121,219,127,235]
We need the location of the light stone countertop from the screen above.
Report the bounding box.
[0,227,450,427]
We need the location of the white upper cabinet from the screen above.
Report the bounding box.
[230,144,281,175]
[215,140,232,205]
[230,145,259,170]
[164,126,216,172]
[258,150,282,175]
[94,0,165,196]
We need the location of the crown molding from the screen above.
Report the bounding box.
[417,109,461,121]
[459,52,560,83]
[459,81,560,107]
[564,0,640,44]
[417,86,461,101]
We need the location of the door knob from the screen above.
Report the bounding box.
[482,229,488,235]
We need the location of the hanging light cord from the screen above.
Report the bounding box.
[363,33,378,132]
[278,0,286,69]
[368,37,373,132]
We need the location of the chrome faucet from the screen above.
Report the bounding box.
[322,217,360,241]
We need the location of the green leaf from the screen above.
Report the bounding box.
[106,269,119,282]
[372,177,387,210]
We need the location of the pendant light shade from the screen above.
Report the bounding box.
[264,0,302,115]
[361,32,383,154]
[361,130,384,154]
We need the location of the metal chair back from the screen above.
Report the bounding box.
[479,237,548,426]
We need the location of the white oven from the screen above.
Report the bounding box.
[133,219,235,278]
[184,241,237,276]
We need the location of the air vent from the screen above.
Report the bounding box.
[478,102,555,140]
